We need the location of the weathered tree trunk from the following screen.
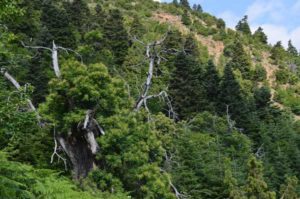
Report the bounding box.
[51,41,61,78]
[58,130,96,178]
[133,33,176,119]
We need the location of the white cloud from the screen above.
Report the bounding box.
[245,0,285,23]
[217,11,240,29]
[251,24,300,50]
[208,0,300,50]
[245,0,300,50]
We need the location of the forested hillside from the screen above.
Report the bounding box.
[0,0,300,198]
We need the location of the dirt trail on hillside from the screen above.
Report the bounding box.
[153,12,189,34]
[153,12,224,63]
[195,34,224,63]
[261,52,278,101]
[260,52,286,109]
[261,52,300,120]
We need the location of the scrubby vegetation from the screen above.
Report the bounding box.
[1,0,300,198]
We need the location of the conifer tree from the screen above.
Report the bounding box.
[280,176,299,199]
[197,4,203,12]
[169,36,206,118]
[235,15,251,35]
[169,36,206,119]
[254,86,271,109]
[129,15,145,38]
[253,27,268,44]
[169,52,199,119]
[172,0,178,6]
[217,18,226,29]
[192,4,202,12]
[223,158,245,198]
[230,39,252,79]
[180,0,190,9]
[244,156,276,199]
[103,9,129,65]
[184,35,199,56]
[39,1,76,48]
[182,10,191,26]
[270,41,286,62]
[94,3,106,24]
[204,60,220,110]
[162,29,183,70]
[218,64,244,120]
[64,0,90,33]
[287,40,298,56]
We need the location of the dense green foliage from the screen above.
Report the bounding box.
[1,0,300,198]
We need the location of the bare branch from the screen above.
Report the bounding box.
[160,168,187,199]
[93,118,105,135]
[57,46,83,64]
[22,40,81,78]
[51,128,68,171]
[21,41,52,51]
[226,105,234,132]
[255,143,265,159]
[132,32,176,119]
[51,41,61,78]
[1,68,42,125]
[83,110,92,129]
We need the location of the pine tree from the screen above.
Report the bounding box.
[39,1,76,48]
[172,0,178,6]
[192,4,202,12]
[64,0,90,33]
[280,176,299,199]
[243,156,276,199]
[223,158,245,198]
[102,9,129,65]
[169,52,198,119]
[287,40,298,56]
[129,15,145,38]
[235,15,251,35]
[184,35,199,56]
[254,86,271,109]
[204,60,220,111]
[169,35,206,119]
[218,64,244,120]
[180,0,190,9]
[230,39,252,79]
[94,3,106,23]
[182,10,191,26]
[162,29,184,70]
[197,4,203,12]
[217,18,226,29]
[270,41,286,62]
[253,27,268,44]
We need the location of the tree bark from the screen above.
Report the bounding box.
[1,68,41,124]
[52,41,61,78]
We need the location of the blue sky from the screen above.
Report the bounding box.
[162,0,300,49]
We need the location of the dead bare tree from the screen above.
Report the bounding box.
[132,34,176,119]
[160,168,187,199]
[1,67,41,125]
[21,41,105,178]
[226,105,235,132]
[21,41,82,78]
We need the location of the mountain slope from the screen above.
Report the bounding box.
[0,0,300,198]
